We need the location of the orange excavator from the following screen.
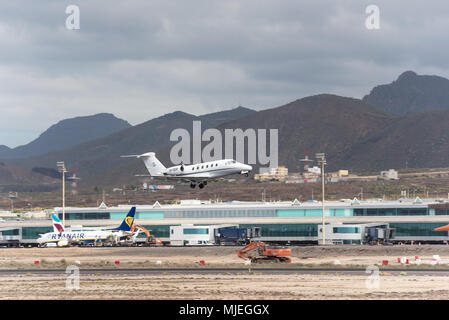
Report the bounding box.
[130,223,162,246]
[236,241,291,263]
[435,225,449,232]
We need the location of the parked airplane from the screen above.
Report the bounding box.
[121,152,252,189]
[37,207,136,247]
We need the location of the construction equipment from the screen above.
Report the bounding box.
[236,241,291,263]
[130,224,162,246]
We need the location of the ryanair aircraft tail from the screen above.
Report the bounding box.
[112,206,136,232]
[52,214,65,233]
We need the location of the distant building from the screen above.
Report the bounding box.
[330,170,349,178]
[254,166,289,182]
[307,166,321,175]
[380,169,399,180]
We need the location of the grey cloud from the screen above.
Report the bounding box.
[0,0,449,147]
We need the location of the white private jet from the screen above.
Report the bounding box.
[37,207,136,247]
[121,152,252,189]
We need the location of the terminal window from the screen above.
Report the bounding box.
[183,228,209,234]
[333,227,359,234]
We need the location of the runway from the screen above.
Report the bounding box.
[2,267,449,275]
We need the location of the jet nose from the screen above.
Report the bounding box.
[245,164,253,171]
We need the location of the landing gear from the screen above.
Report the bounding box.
[241,170,250,177]
[191,181,207,189]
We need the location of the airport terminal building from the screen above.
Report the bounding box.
[2,198,449,246]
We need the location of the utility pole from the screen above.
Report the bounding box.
[316,153,326,245]
[57,162,67,226]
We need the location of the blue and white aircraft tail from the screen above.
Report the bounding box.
[109,206,136,232]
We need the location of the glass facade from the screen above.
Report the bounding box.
[165,209,276,219]
[134,225,171,238]
[333,227,360,234]
[0,229,20,236]
[58,212,110,220]
[278,208,349,217]
[435,208,449,215]
[183,228,209,235]
[353,207,428,216]
[22,227,53,239]
[389,223,448,237]
[52,204,437,221]
[110,211,165,220]
[241,224,317,237]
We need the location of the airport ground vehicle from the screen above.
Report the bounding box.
[214,227,261,245]
[236,241,292,263]
[364,226,395,245]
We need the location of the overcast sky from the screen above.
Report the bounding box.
[1,1,449,147]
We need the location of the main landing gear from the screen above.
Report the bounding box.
[190,181,207,189]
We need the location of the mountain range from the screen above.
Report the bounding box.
[0,113,131,159]
[363,71,449,115]
[2,70,449,189]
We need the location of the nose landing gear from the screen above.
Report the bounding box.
[241,170,250,177]
[190,182,196,189]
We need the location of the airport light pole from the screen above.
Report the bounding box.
[316,153,326,245]
[57,161,67,226]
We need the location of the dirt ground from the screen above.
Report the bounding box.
[2,272,449,300]
[2,245,449,269]
[1,245,449,299]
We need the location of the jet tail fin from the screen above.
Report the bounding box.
[52,214,65,233]
[112,207,136,232]
[121,152,167,176]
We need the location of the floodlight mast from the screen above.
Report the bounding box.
[315,153,326,245]
[57,162,67,226]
